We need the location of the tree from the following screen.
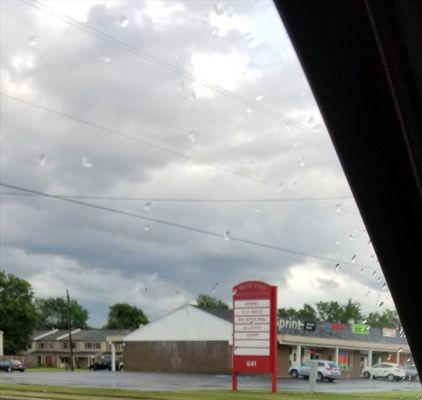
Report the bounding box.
[105,303,148,329]
[316,299,362,323]
[341,299,364,322]
[0,271,38,354]
[196,294,229,310]
[279,304,317,321]
[35,297,89,330]
[366,309,401,329]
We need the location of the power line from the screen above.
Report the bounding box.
[0,191,354,203]
[21,0,320,138]
[0,182,373,270]
[1,93,356,214]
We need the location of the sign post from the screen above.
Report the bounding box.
[232,281,278,392]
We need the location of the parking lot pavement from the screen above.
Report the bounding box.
[0,371,420,393]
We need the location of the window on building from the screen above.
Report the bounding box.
[85,342,93,349]
[63,342,68,349]
[95,342,101,350]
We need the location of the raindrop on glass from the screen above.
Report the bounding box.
[285,123,291,132]
[299,156,306,167]
[210,283,219,293]
[37,154,47,166]
[377,276,381,282]
[118,15,130,28]
[210,26,220,38]
[245,107,252,114]
[244,32,254,43]
[81,156,93,168]
[351,255,357,263]
[144,202,151,211]
[233,289,237,296]
[366,290,371,296]
[188,130,197,143]
[387,354,392,361]
[306,115,315,125]
[100,56,111,64]
[367,239,372,246]
[28,35,37,46]
[255,95,263,102]
[255,207,261,214]
[214,2,225,15]
[189,91,197,100]
[349,233,355,241]
[378,301,384,308]
[335,263,341,272]
[335,204,341,212]
[292,137,299,148]
[360,268,365,274]
[223,230,231,241]
[144,225,150,231]
[372,271,377,277]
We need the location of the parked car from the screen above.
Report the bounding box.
[0,360,26,372]
[404,365,419,381]
[289,360,341,382]
[362,363,405,381]
[89,357,123,371]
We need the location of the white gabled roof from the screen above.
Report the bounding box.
[124,304,232,342]
[56,329,81,340]
[33,329,58,341]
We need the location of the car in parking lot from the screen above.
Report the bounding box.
[362,363,405,381]
[89,356,123,371]
[289,360,341,382]
[404,365,419,381]
[0,360,26,372]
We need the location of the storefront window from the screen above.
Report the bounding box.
[338,351,350,370]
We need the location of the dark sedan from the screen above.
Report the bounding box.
[0,360,26,372]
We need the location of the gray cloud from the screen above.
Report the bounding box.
[0,0,391,327]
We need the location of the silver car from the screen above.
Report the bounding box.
[405,365,419,381]
[289,360,342,382]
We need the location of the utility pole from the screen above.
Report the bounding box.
[66,289,74,372]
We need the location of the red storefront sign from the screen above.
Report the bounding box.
[232,281,278,392]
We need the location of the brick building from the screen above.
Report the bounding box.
[124,304,412,378]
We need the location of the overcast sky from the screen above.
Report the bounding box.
[0,0,393,327]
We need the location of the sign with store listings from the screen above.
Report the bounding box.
[232,281,278,393]
[331,322,345,332]
[353,324,370,334]
[304,321,317,331]
[382,328,397,337]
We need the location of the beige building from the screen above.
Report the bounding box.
[27,329,130,369]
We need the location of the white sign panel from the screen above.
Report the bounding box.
[234,316,271,324]
[233,299,271,356]
[234,347,270,356]
[234,332,270,340]
[235,308,270,316]
[234,300,270,308]
[235,324,270,332]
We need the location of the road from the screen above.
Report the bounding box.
[0,371,421,393]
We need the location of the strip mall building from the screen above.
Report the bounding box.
[124,304,412,378]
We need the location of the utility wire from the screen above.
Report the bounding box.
[0,191,353,203]
[1,93,356,214]
[0,182,373,270]
[21,0,319,138]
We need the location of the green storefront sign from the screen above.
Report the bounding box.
[353,324,370,334]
